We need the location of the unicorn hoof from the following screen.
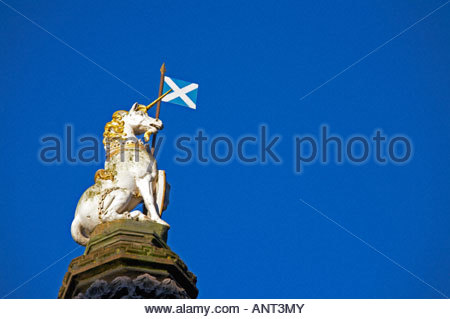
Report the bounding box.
[129,210,150,221]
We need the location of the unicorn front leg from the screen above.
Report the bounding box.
[136,175,169,226]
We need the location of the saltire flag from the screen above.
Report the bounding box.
[162,76,198,109]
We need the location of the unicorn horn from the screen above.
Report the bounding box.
[146,89,173,111]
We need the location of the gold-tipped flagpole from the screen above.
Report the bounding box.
[151,63,166,155]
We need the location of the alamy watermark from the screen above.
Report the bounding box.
[38,124,413,173]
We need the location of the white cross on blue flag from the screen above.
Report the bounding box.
[162,76,198,109]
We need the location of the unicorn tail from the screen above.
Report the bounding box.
[71,215,90,246]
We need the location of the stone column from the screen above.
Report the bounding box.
[58,219,198,299]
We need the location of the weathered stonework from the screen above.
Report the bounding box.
[58,219,198,299]
[75,274,189,299]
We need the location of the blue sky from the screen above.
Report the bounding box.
[0,0,449,298]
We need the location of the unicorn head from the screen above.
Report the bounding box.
[103,103,163,146]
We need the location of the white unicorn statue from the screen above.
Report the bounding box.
[71,102,170,246]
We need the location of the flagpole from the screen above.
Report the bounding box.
[151,62,166,155]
